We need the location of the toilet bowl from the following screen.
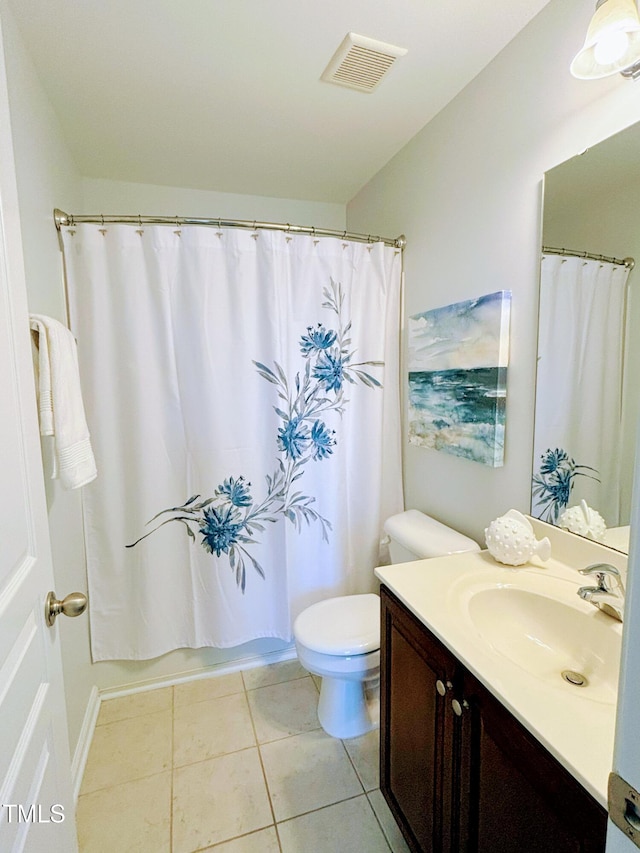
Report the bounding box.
[294,593,380,739]
[293,510,480,739]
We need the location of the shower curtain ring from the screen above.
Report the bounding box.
[101,214,104,226]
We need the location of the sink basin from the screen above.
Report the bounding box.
[457,574,621,704]
[376,544,625,806]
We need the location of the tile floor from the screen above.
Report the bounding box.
[77,660,410,853]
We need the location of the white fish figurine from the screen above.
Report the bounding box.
[558,500,607,542]
[484,509,551,566]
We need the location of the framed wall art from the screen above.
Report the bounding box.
[408,290,511,467]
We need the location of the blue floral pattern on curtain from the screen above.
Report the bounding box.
[127,278,383,591]
[531,448,599,523]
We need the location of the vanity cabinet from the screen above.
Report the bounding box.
[380,586,607,853]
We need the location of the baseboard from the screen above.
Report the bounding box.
[71,685,100,802]
[98,644,297,700]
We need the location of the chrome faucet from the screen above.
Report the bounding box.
[577,563,626,622]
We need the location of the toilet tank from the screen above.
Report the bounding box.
[384,509,480,563]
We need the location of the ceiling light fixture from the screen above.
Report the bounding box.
[571,0,640,79]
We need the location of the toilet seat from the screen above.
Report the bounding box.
[293,593,380,655]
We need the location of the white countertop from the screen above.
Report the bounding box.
[375,549,622,808]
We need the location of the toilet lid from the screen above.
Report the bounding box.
[293,593,380,655]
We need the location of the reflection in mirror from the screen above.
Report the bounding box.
[532,122,640,553]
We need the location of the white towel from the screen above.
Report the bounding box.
[29,314,97,489]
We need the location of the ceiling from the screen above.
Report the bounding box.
[8,0,553,204]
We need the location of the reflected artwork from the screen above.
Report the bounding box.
[408,291,511,467]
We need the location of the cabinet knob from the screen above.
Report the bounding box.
[452,699,469,716]
[436,680,452,696]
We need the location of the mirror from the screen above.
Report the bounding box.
[531,122,640,553]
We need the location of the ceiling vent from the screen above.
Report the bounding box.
[321,32,408,93]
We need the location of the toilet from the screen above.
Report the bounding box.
[293,510,480,739]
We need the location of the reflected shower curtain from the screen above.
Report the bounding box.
[63,225,403,661]
[532,254,629,526]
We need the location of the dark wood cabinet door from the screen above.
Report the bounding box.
[458,668,607,853]
[380,587,456,853]
[380,587,607,853]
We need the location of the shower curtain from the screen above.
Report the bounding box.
[532,254,629,526]
[63,224,403,661]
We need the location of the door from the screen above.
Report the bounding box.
[459,668,606,853]
[380,587,456,853]
[0,14,77,853]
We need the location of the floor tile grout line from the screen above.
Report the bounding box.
[244,678,283,852]
[173,742,263,773]
[82,741,268,800]
[254,723,324,747]
[94,689,174,727]
[174,690,245,709]
[172,689,258,770]
[243,673,310,694]
[273,790,394,852]
[260,728,377,825]
[274,791,377,827]
[339,735,369,795]
[79,766,173,799]
[364,790,394,852]
[174,688,246,710]
[187,824,278,852]
[87,663,380,851]
[244,674,323,746]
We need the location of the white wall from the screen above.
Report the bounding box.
[347,0,640,546]
[81,178,346,231]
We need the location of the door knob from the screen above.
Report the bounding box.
[452,698,469,717]
[45,591,88,627]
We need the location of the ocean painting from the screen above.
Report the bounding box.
[408,291,511,467]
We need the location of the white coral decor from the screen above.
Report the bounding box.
[558,500,607,542]
[484,509,551,566]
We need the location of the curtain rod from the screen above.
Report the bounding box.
[53,209,406,250]
[543,245,635,270]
